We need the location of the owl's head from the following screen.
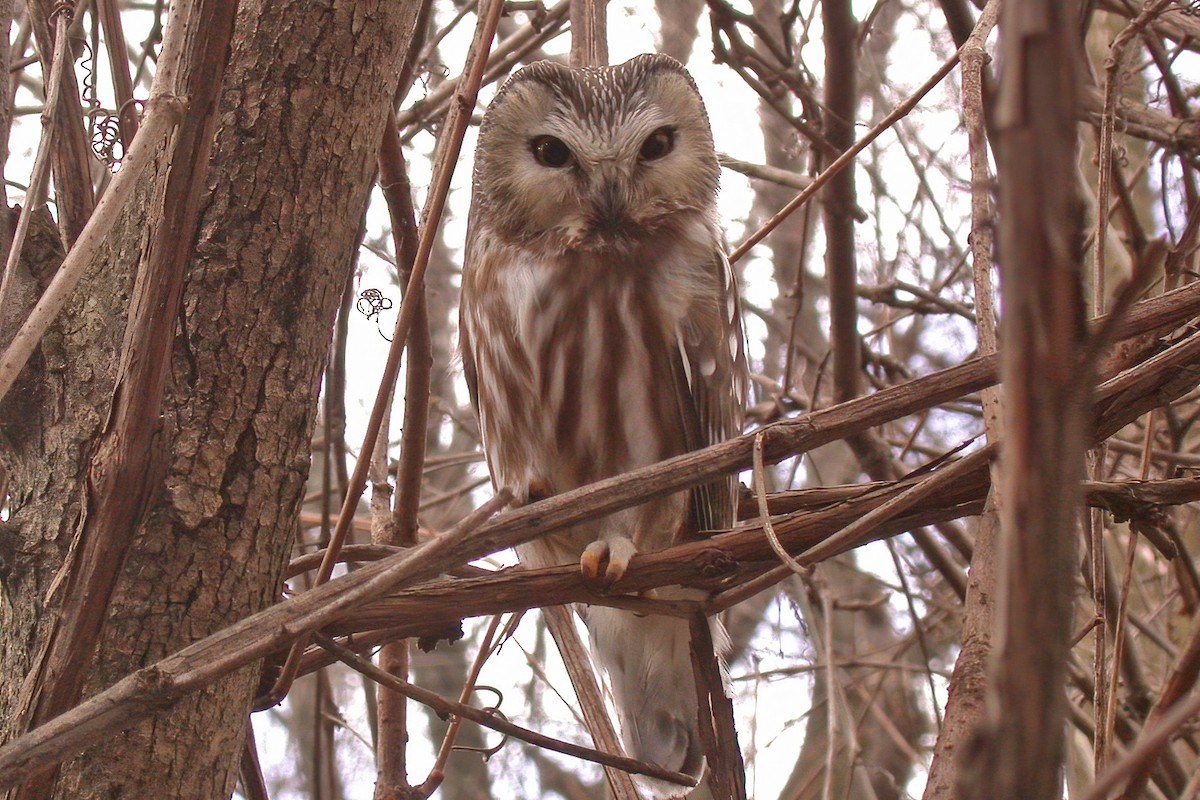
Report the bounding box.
[473,54,719,252]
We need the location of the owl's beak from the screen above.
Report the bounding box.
[588,162,628,230]
[595,183,625,226]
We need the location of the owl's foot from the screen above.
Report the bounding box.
[580,535,637,586]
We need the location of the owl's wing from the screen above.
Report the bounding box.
[458,203,483,416]
[672,249,747,538]
[459,307,480,414]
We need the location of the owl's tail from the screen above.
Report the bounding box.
[584,598,726,798]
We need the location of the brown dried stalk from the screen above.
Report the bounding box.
[569,0,607,67]
[822,0,860,405]
[96,0,139,148]
[543,605,643,800]
[0,2,71,319]
[924,7,1000,771]
[1081,688,1200,800]
[967,3,1087,796]
[1116,604,1200,798]
[371,106,430,800]
[689,610,747,800]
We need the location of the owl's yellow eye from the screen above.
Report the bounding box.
[639,127,675,161]
[531,136,572,168]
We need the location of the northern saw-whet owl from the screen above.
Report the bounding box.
[460,53,746,797]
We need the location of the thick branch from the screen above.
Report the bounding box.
[965,3,1088,799]
[307,471,1200,653]
[821,0,859,403]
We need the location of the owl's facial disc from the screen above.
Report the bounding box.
[476,55,719,250]
[586,126,679,232]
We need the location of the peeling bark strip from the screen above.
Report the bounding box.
[0,2,421,799]
[962,2,1089,799]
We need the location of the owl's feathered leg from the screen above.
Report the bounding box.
[584,592,725,799]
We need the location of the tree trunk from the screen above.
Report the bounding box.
[960,2,1088,798]
[0,2,420,797]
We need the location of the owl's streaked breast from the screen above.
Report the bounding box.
[463,230,707,504]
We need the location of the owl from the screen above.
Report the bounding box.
[459,54,746,797]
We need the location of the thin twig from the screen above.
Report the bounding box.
[381,114,430,546]
[543,605,644,800]
[425,614,506,791]
[1094,0,1174,317]
[752,430,808,576]
[795,446,993,566]
[239,717,269,800]
[0,3,71,319]
[1117,600,1200,798]
[1079,686,1200,800]
[371,108,428,798]
[96,0,139,148]
[393,0,570,133]
[689,610,747,800]
[728,46,961,264]
[719,153,813,192]
[314,633,697,787]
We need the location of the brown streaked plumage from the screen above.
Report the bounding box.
[459,53,746,797]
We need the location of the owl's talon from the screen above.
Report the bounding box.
[581,536,637,586]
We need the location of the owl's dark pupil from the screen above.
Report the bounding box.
[532,136,572,168]
[639,128,675,161]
